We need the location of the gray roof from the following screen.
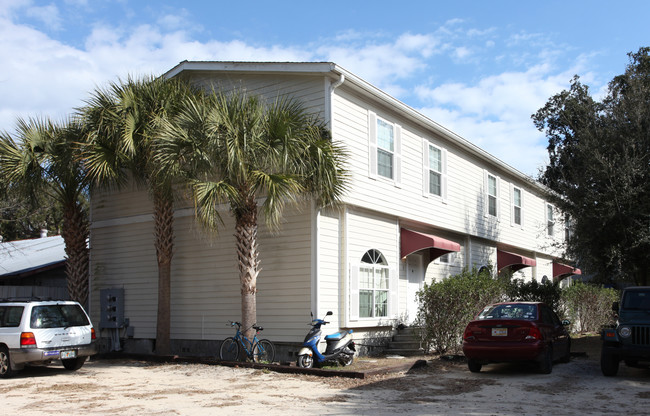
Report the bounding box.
[0,236,66,277]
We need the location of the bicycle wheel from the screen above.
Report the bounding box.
[252,339,275,363]
[219,337,239,361]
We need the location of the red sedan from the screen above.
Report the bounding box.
[462,302,571,374]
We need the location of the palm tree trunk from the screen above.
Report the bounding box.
[153,189,174,355]
[61,201,89,306]
[236,202,261,341]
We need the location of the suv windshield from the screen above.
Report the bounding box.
[622,290,650,311]
[478,304,537,320]
[30,304,90,329]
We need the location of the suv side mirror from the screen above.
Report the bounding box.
[612,302,619,312]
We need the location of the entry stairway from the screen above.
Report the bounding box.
[385,326,425,356]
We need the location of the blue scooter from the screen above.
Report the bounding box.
[297,311,355,368]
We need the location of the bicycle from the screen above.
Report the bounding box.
[219,321,276,363]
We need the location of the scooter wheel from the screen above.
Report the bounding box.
[297,354,313,368]
[339,352,354,367]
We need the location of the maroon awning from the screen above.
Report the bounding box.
[400,228,460,260]
[497,249,536,272]
[553,262,582,278]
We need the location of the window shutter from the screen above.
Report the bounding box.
[441,148,448,203]
[368,111,377,178]
[483,169,488,218]
[388,266,399,318]
[520,190,525,230]
[348,264,359,322]
[422,139,429,197]
[496,175,501,222]
[394,124,402,187]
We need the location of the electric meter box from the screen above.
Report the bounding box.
[99,288,125,329]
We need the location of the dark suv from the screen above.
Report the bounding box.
[0,298,97,378]
[601,286,650,376]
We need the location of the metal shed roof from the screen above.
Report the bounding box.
[0,236,66,277]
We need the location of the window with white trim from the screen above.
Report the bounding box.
[429,144,442,196]
[512,186,522,226]
[486,173,498,217]
[368,111,401,186]
[376,119,394,179]
[547,204,555,236]
[359,249,389,318]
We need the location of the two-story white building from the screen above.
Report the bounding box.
[89,61,580,358]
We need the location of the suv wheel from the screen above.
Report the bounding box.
[62,356,87,371]
[0,346,14,378]
[601,351,619,376]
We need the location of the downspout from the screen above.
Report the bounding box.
[314,73,345,319]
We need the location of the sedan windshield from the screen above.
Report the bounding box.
[30,305,90,329]
[478,304,537,320]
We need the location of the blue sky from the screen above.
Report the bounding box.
[1,0,648,176]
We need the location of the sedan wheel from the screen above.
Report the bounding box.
[467,359,482,373]
[538,348,553,374]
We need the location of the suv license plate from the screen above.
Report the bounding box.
[60,350,77,359]
[492,328,508,337]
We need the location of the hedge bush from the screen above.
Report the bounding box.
[560,282,619,333]
[415,266,505,354]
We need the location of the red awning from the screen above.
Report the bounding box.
[400,228,460,260]
[497,249,536,272]
[553,262,582,278]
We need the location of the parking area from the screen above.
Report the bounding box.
[3,336,650,415]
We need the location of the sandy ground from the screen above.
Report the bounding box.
[3,335,650,415]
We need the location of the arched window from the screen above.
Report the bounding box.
[359,249,389,318]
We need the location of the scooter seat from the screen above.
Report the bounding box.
[324,331,348,341]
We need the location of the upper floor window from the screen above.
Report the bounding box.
[368,111,401,186]
[359,249,389,318]
[376,119,394,179]
[429,145,442,196]
[547,204,555,236]
[423,140,448,201]
[512,187,522,226]
[486,173,498,217]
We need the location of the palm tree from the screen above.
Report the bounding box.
[155,89,349,340]
[82,76,198,355]
[0,117,90,305]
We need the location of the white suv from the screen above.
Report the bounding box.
[0,298,97,378]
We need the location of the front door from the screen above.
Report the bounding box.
[406,254,424,324]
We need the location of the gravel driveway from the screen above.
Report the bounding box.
[3,336,649,415]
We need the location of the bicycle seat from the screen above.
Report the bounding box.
[253,325,263,331]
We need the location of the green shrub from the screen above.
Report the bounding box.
[505,278,563,313]
[560,282,619,333]
[415,266,505,354]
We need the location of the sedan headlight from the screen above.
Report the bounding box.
[619,326,632,338]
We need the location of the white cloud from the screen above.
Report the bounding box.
[25,3,62,30]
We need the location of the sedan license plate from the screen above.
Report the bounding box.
[60,350,77,359]
[491,328,508,337]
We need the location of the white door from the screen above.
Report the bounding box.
[406,254,424,324]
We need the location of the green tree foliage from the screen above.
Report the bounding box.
[0,178,66,241]
[561,282,619,333]
[505,278,562,313]
[533,47,650,285]
[155,89,349,341]
[0,118,90,304]
[416,267,506,354]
